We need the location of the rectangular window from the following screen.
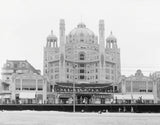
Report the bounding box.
[15,79,21,90]
[106,63,110,67]
[55,74,59,79]
[96,69,98,73]
[67,68,69,72]
[111,70,114,74]
[96,75,98,79]
[126,81,131,92]
[37,80,43,91]
[80,69,84,73]
[106,68,110,73]
[14,63,18,68]
[51,69,53,73]
[106,75,110,79]
[79,64,84,67]
[133,81,146,92]
[22,79,36,90]
[112,76,114,80]
[67,74,69,78]
[55,68,59,72]
[51,75,53,79]
[80,75,84,79]
[148,81,153,92]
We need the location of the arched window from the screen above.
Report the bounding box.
[79,53,85,60]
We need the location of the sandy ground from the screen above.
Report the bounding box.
[0,111,160,125]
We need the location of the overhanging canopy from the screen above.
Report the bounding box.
[114,94,132,100]
[0,94,11,99]
[19,92,36,99]
[59,94,72,98]
[114,94,154,100]
[54,82,113,88]
[132,94,154,100]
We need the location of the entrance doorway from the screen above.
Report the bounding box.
[77,94,92,104]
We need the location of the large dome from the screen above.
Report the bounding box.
[69,23,94,37]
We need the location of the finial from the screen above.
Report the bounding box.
[110,31,112,35]
[51,30,53,35]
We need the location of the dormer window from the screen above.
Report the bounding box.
[6,63,11,68]
[22,63,26,68]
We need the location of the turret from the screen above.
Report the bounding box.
[106,31,117,49]
[99,20,105,82]
[59,19,66,82]
[46,30,58,48]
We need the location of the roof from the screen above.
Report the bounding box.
[47,30,57,41]
[69,23,94,37]
[5,60,40,75]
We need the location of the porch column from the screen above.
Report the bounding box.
[43,79,47,103]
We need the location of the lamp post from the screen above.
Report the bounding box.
[73,71,76,112]
[73,47,76,112]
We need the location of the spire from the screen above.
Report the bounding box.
[51,30,53,35]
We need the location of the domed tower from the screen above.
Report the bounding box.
[106,31,117,49]
[46,30,58,48]
[106,31,121,88]
[43,30,58,77]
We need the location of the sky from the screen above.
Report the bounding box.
[0,0,160,77]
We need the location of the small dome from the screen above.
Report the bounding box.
[69,23,94,37]
[47,30,57,41]
[106,31,117,42]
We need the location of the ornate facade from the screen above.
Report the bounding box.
[0,60,47,104]
[44,19,121,87]
[1,60,41,84]
[119,70,157,103]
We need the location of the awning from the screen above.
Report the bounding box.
[123,94,132,100]
[132,94,154,100]
[114,94,154,100]
[0,94,11,98]
[59,94,72,98]
[19,92,36,99]
[114,94,124,100]
[114,94,132,100]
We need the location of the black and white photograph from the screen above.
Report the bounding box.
[0,0,160,124]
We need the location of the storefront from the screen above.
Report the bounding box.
[53,82,113,104]
[114,94,132,104]
[19,92,36,104]
[47,93,56,104]
[93,94,113,104]
[0,94,11,104]
[113,94,154,104]
[58,94,73,104]
[132,94,154,104]
[11,73,47,104]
